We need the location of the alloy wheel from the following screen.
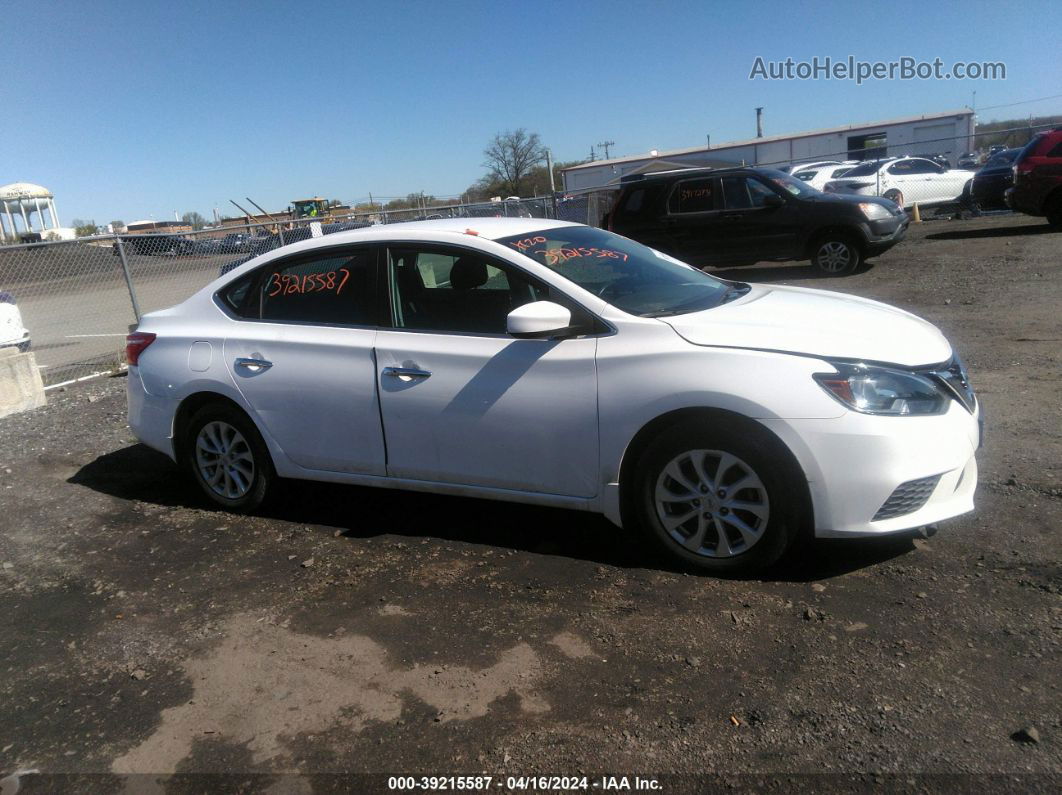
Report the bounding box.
[816,241,852,273]
[654,449,770,558]
[195,420,255,500]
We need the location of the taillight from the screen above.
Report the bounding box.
[125,332,156,366]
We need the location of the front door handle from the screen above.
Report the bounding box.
[235,357,273,372]
[383,366,432,381]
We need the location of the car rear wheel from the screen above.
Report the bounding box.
[811,234,862,275]
[184,403,274,511]
[634,423,804,575]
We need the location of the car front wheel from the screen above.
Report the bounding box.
[184,403,274,511]
[811,234,862,275]
[634,423,804,574]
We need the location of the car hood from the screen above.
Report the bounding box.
[661,284,951,367]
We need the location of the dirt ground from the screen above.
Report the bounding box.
[0,214,1059,793]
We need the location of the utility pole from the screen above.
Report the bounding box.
[588,146,596,162]
[545,148,558,218]
[598,140,615,160]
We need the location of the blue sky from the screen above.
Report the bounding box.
[4,0,1060,224]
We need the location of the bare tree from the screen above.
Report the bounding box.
[181,211,207,231]
[483,129,546,197]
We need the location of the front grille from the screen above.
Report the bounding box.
[873,474,942,521]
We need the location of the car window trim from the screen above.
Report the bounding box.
[665,177,722,216]
[214,243,384,327]
[381,240,614,339]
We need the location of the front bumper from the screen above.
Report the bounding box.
[762,399,980,538]
[862,216,908,255]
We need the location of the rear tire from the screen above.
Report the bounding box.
[633,422,805,575]
[183,403,274,512]
[811,233,862,275]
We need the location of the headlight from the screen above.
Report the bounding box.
[814,363,948,415]
[859,202,893,220]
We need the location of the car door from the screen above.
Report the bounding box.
[374,243,600,497]
[221,245,387,475]
[660,176,728,264]
[717,175,802,261]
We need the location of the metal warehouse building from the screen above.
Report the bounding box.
[562,109,975,192]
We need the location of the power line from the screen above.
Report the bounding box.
[975,93,1062,112]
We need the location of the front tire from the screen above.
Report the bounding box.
[811,233,862,275]
[183,403,274,511]
[1045,192,1062,229]
[634,423,805,575]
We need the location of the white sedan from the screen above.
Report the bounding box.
[824,157,976,209]
[791,161,859,191]
[126,218,980,574]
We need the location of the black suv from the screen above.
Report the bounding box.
[606,167,908,275]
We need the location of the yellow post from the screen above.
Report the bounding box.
[912,202,921,223]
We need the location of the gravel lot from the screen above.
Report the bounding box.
[0,214,1059,792]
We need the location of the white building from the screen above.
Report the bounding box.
[0,182,74,242]
[563,109,976,192]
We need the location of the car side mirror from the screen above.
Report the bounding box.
[763,193,785,208]
[507,301,573,339]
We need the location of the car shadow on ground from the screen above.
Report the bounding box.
[708,262,875,283]
[70,444,915,583]
[925,222,1055,241]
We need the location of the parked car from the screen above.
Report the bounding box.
[957,152,981,169]
[970,148,1022,211]
[988,144,1007,157]
[605,166,907,275]
[112,234,195,256]
[1004,127,1062,227]
[126,218,980,575]
[791,162,859,191]
[824,157,976,210]
[0,291,31,352]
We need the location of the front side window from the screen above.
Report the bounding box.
[721,177,779,209]
[388,247,548,334]
[222,248,377,325]
[497,226,734,318]
[667,178,716,214]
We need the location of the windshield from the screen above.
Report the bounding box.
[757,169,819,197]
[838,160,889,178]
[985,149,1019,167]
[496,226,734,317]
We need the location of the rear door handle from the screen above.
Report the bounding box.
[235,357,273,372]
[383,366,432,381]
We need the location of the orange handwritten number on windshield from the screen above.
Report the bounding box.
[267,267,351,298]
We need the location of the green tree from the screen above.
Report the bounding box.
[109,220,125,231]
[181,211,207,230]
[71,219,99,237]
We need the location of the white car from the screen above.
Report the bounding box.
[0,292,31,352]
[824,157,976,209]
[791,162,859,191]
[126,218,980,574]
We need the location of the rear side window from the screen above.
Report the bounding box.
[668,178,716,213]
[223,248,378,326]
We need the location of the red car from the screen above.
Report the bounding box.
[1005,127,1062,227]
